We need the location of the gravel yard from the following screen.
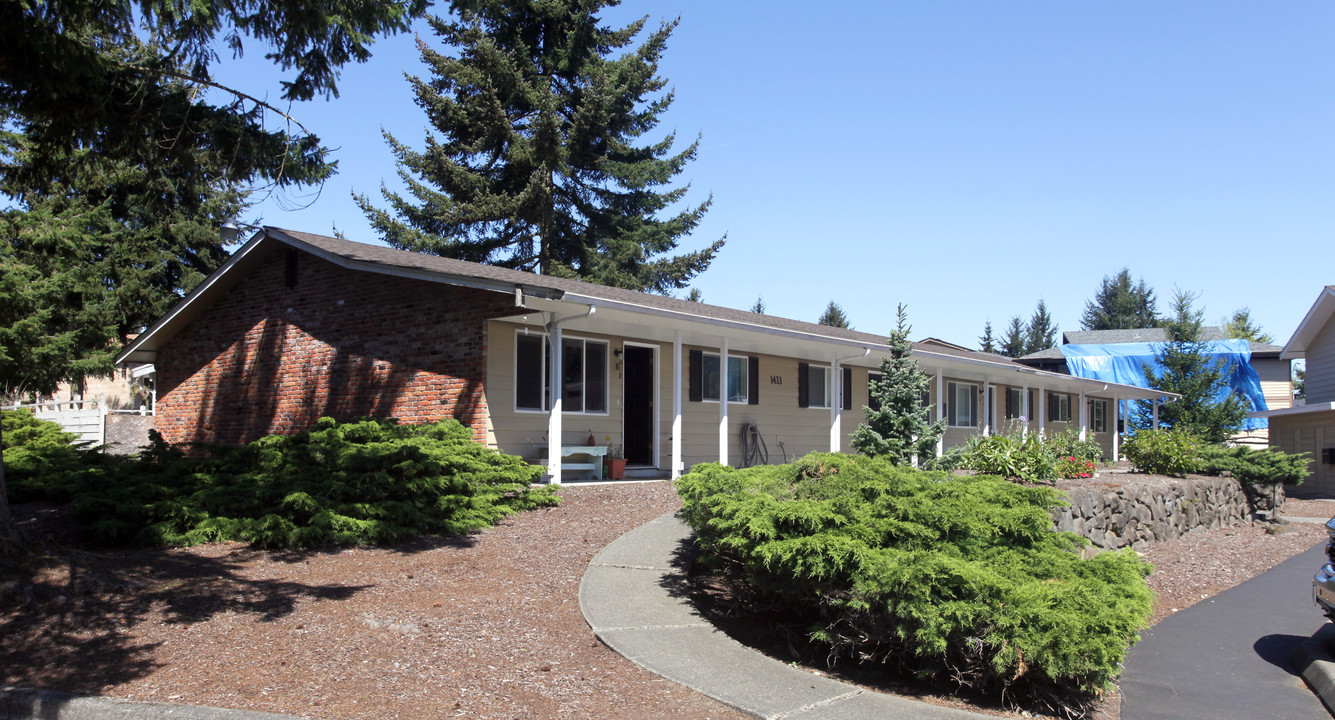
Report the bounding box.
[2,480,1330,720]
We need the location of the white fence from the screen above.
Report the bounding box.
[3,399,152,447]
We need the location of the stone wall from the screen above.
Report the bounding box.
[1052,475,1275,550]
[105,414,155,455]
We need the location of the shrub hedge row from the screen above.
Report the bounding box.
[676,453,1153,712]
[4,411,557,548]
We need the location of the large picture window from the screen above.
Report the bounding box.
[702,353,749,403]
[947,381,978,427]
[515,332,608,413]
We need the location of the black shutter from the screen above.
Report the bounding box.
[797,362,809,408]
[843,367,853,410]
[748,356,760,405]
[689,349,703,402]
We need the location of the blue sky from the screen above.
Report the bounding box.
[220,1,1335,350]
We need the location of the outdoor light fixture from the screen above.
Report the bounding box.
[219,217,261,244]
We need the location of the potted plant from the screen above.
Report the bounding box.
[604,443,626,480]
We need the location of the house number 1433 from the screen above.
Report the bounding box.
[770,376,782,385]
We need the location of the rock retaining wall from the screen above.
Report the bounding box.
[1052,474,1277,550]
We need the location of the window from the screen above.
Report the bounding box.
[1048,392,1071,423]
[702,353,748,403]
[947,381,978,427]
[1004,388,1025,420]
[1091,399,1108,433]
[514,332,607,413]
[798,363,831,408]
[868,372,883,411]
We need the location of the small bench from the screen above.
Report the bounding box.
[539,445,608,481]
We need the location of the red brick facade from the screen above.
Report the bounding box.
[155,247,515,445]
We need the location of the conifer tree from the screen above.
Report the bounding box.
[818,301,852,329]
[686,288,703,303]
[978,320,997,354]
[1132,291,1248,443]
[1081,268,1160,330]
[1025,299,1057,354]
[356,1,724,293]
[999,316,1028,357]
[852,305,945,464]
[750,296,766,314]
[1222,307,1273,344]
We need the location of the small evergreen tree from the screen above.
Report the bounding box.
[1000,316,1028,357]
[1025,299,1057,354]
[978,320,997,354]
[1222,307,1274,344]
[1081,268,1160,330]
[356,1,723,293]
[818,301,852,329]
[686,288,703,303]
[1131,290,1248,443]
[852,305,945,464]
[750,296,766,314]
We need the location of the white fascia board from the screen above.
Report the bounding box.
[1249,402,1335,419]
[1280,287,1335,360]
[113,229,270,366]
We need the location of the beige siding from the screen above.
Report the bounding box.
[1253,357,1293,411]
[1269,412,1335,496]
[1307,320,1335,404]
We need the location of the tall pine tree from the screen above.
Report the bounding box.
[978,320,997,354]
[818,301,852,329]
[1081,268,1160,330]
[852,305,945,464]
[999,316,1028,357]
[1222,307,1273,344]
[1025,299,1057,354]
[356,1,724,293]
[1132,290,1248,443]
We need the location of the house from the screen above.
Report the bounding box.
[114,228,1169,482]
[1016,328,1289,447]
[1251,286,1335,496]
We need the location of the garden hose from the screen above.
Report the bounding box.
[740,422,768,468]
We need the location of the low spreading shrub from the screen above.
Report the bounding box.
[676,453,1153,714]
[1123,428,1201,477]
[3,409,90,502]
[3,413,557,548]
[1197,444,1309,487]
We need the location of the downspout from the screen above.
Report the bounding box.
[831,348,871,452]
[545,305,596,484]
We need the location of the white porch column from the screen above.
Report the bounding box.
[982,381,992,437]
[1112,398,1121,460]
[1021,385,1030,436]
[1037,387,1046,437]
[1078,392,1088,441]
[672,332,683,480]
[719,337,729,465]
[936,370,945,458]
[547,324,564,484]
[1152,399,1160,429]
[830,359,842,452]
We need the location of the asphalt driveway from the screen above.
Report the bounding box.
[1120,540,1331,720]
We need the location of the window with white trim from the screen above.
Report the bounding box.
[514,332,608,413]
[1004,388,1025,419]
[1091,399,1108,433]
[947,381,978,427]
[803,364,832,409]
[1048,392,1071,423]
[702,353,749,403]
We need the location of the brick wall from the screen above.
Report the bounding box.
[155,246,515,445]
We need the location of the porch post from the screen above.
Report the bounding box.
[982,381,991,437]
[672,332,683,480]
[830,359,842,452]
[1112,397,1121,460]
[936,370,945,458]
[1153,399,1160,429]
[1021,384,1030,436]
[1079,392,1087,441]
[719,336,729,465]
[1037,387,1046,437]
[547,324,564,484]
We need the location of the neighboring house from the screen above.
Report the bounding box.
[114,228,1168,482]
[1252,286,1335,496]
[1016,327,1289,447]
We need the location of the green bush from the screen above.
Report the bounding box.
[1123,428,1201,477]
[3,414,558,548]
[2,409,90,502]
[676,453,1153,711]
[960,432,1058,482]
[1197,444,1309,486]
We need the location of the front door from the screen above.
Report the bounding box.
[623,345,655,465]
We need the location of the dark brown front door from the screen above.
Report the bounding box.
[623,345,654,465]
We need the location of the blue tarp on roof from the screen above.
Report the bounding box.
[1060,339,1268,430]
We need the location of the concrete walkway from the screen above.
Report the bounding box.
[0,687,308,720]
[578,512,987,720]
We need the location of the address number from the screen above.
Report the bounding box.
[770,376,783,385]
